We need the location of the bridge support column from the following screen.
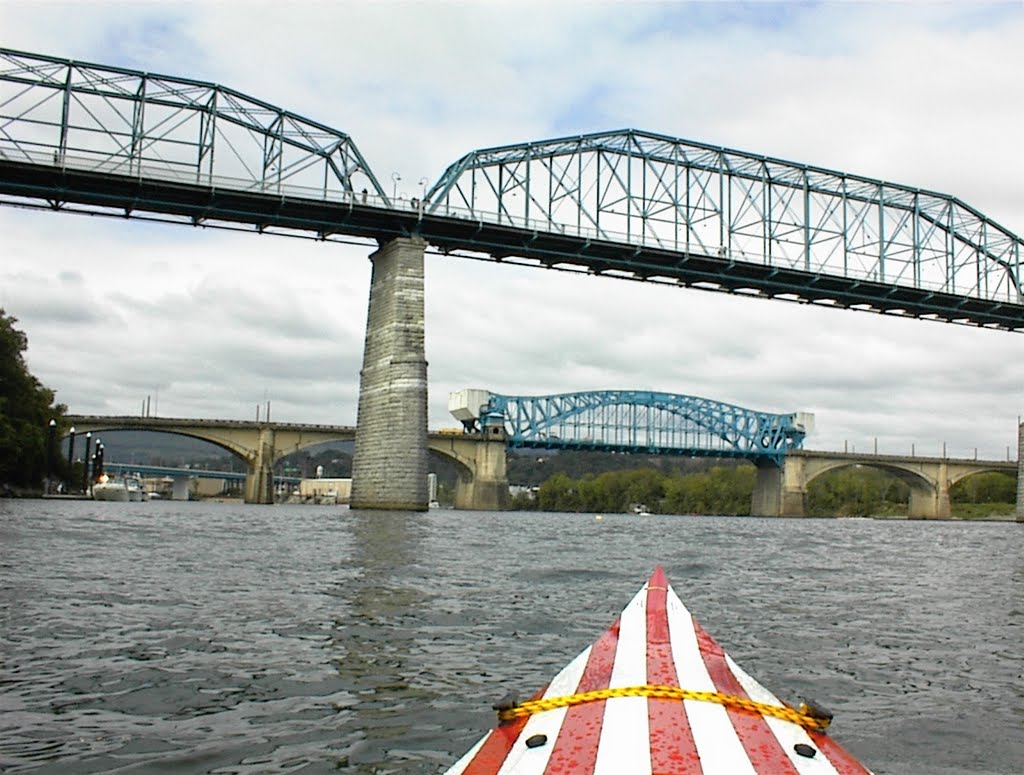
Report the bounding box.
[453,430,510,511]
[908,461,951,519]
[752,458,806,517]
[171,476,190,501]
[1017,422,1024,522]
[351,237,429,511]
[244,427,276,504]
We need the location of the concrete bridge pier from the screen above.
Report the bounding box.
[244,427,276,504]
[907,460,952,519]
[752,458,806,517]
[454,430,511,511]
[351,237,429,511]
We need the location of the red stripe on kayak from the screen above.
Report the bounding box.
[646,567,703,773]
[457,685,547,775]
[693,621,800,775]
[541,616,623,774]
[807,731,874,775]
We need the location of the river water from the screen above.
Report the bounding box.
[0,500,1021,775]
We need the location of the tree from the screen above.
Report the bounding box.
[0,310,67,490]
[951,472,1015,504]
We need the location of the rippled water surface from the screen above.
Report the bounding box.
[1,500,1021,774]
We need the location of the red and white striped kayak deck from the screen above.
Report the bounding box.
[447,567,872,774]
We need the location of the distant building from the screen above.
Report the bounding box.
[297,477,352,504]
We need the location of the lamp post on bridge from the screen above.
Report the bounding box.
[391,172,401,202]
[81,432,92,493]
[45,419,56,494]
[417,176,428,215]
[66,426,75,493]
[94,439,104,482]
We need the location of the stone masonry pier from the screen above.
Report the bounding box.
[350,237,429,510]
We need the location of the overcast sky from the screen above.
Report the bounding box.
[2,1,1023,460]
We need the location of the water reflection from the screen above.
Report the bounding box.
[331,510,450,771]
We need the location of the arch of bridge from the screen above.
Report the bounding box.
[66,417,484,478]
[426,436,477,480]
[944,463,1018,487]
[800,457,934,491]
[795,453,1015,493]
[65,417,358,466]
[67,418,254,462]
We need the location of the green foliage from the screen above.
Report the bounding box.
[507,449,717,487]
[950,472,1015,504]
[0,310,67,489]
[663,465,755,515]
[532,464,754,515]
[949,472,1016,519]
[805,467,909,517]
[951,502,1015,519]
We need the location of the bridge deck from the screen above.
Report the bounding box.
[3,158,1021,330]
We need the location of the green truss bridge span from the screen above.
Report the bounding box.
[4,47,1022,511]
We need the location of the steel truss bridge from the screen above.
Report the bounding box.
[1,48,1022,329]
[480,391,809,463]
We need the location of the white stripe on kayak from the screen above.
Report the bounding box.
[445,735,488,775]
[593,586,651,775]
[492,645,593,775]
[666,585,759,775]
[725,654,843,775]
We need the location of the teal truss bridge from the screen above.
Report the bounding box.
[455,390,811,463]
[1,47,1022,329]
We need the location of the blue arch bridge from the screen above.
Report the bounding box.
[452,389,811,463]
[3,48,1022,510]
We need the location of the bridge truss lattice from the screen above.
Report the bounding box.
[0,48,388,207]
[2,47,1022,329]
[484,390,808,463]
[427,130,1024,329]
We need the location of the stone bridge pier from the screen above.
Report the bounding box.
[351,237,429,511]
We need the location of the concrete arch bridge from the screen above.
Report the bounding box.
[757,449,1017,519]
[66,416,509,508]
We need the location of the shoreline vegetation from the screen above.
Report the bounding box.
[507,462,1018,521]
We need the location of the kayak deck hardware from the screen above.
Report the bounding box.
[497,685,834,733]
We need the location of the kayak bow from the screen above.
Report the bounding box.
[447,566,872,774]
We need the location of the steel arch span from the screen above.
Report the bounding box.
[425,129,1024,329]
[482,391,810,462]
